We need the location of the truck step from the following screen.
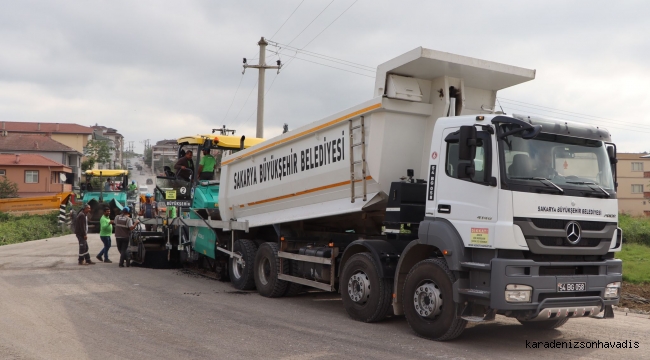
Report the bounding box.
[460,262,491,271]
[458,288,491,299]
[278,274,333,292]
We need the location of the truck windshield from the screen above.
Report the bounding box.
[499,131,615,198]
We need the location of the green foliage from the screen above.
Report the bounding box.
[144,147,152,167]
[0,211,71,246]
[616,243,650,284]
[0,176,19,199]
[81,158,95,171]
[619,213,650,246]
[85,139,113,166]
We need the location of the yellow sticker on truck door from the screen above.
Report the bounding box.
[470,228,489,246]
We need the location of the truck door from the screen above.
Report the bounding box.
[431,127,498,249]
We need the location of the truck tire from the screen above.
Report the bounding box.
[283,260,303,297]
[229,239,257,290]
[403,258,467,341]
[254,242,288,297]
[340,253,392,323]
[518,318,569,330]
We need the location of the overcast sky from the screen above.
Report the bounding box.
[1,0,649,153]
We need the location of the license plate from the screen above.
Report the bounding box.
[557,282,586,292]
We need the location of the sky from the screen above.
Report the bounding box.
[1,0,649,153]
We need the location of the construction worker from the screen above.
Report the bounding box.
[96,206,114,263]
[74,204,95,265]
[139,193,158,231]
[114,207,140,268]
[174,150,194,182]
[198,148,216,180]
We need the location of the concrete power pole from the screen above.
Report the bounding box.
[243,37,281,138]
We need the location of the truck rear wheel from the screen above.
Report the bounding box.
[518,318,569,330]
[340,253,392,323]
[254,242,288,297]
[229,239,257,290]
[403,258,467,341]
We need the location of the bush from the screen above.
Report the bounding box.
[0,211,71,246]
[0,176,19,199]
[619,213,650,247]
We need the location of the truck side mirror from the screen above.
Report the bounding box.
[607,146,617,164]
[458,125,477,161]
[457,163,475,180]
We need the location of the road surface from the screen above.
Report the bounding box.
[0,234,648,360]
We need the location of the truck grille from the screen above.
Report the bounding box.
[530,218,609,231]
[537,236,603,247]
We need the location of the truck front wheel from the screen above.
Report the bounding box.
[403,258,467,341]
[229,239,257,290]
[254,242,288,297]
[340,253,392,323]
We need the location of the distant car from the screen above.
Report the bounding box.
[127,166,133,170]
[146,178,153,185]
[139,185,148,195]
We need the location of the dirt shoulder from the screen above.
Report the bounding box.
[618,282,650,314]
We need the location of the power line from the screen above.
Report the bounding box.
[268,41,373,70]
[269,48,374,72]
[287,0,335,46]
[270,0,306,39]
[300,0,358,49]
[498,98,650,131]
[499,103,650,135]
[233,79,258,123]
[274,51,374,78]
[221,74,244,123]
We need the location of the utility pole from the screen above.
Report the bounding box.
[243,37,281,138]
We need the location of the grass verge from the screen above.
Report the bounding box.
[616,243,650,284]
[0,211,71,246]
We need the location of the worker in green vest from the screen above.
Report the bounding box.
[198,149,216,180]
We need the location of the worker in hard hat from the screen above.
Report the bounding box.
[139,193,158,231]
[114,207,140,268]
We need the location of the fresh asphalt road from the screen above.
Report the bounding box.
[0,235,648,360]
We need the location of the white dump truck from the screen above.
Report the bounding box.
[180,47,621,341]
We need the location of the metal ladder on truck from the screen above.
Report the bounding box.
[349,116,367,203]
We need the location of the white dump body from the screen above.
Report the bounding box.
[219,47,535,227]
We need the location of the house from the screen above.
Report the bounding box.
[0,121,93,187]
[0,154,72,197]
[91,125,124,169]
[152,139,179,174]
[0,133,82,187]
[0,121,92,154]
[616,153,650,216]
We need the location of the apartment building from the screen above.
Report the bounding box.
[617,153,650,216]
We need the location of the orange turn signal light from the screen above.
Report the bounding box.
[328,242,334,247]
[280,236,285,241]
[442,249,451,256]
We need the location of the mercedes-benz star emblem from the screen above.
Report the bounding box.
[565,221,582,245]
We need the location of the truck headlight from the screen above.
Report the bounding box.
[604,282,621,299]
[505,284,532,303]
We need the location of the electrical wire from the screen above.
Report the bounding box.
[300,0,358,49]
[287,0,335,46]
[269,48,374,72]
[221,74,244,123]
[270,0,306,39]
[498,97,650,129]
[268,41,373,70]
[498,103,650,135]
[274,51,374,78]
[498,98,650,131]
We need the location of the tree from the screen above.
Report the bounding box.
[84,140,113,167]
[81,158,95,171]
[0,177,19,199]
[144,148,153,167]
